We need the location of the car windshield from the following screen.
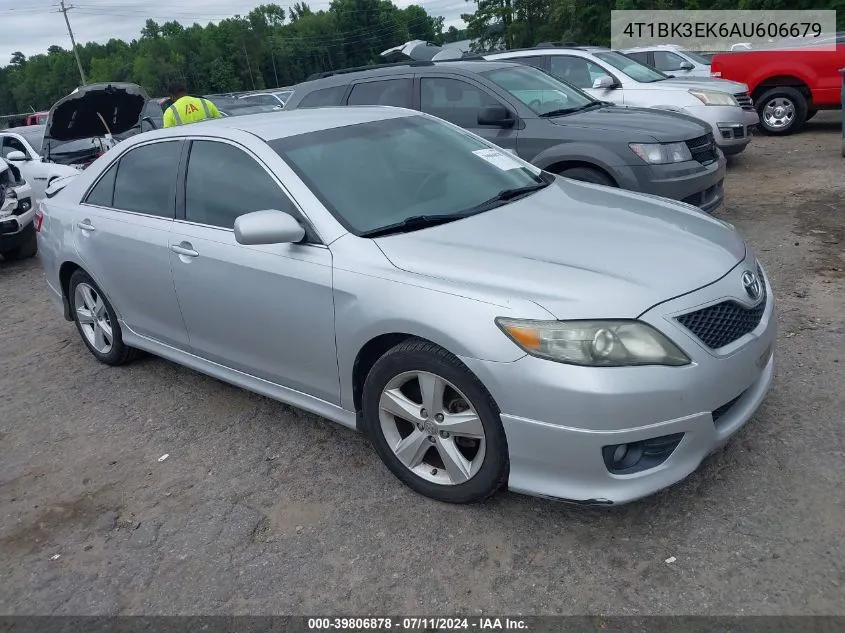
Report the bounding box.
[681,50,711,64]
[271,115,546,236]
[593,51,669,83]
[481,65,597,115]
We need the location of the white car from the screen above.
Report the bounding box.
[0,125,78,204]
[621,45,713,78]
[0,158,37,260]
[484,46,760,156]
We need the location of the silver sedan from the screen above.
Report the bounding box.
[36,107,775,505]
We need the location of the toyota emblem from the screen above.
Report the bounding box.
[742,270,762,301]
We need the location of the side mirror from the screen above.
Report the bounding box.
[477,105,514,127]
[234,210,305,245]
[679,61,695,70]
[592,76,616,90]
[6,150,29,162]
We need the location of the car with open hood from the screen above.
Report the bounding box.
[284,60,726,212]
[42,82,149,168]
[36,107,774,505]
[485,46,759,156]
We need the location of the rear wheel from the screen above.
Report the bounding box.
[362,339,509,503]
[558,166,615,187]
[756,87,807,135]
[69,270,140,365]
[0,224,37,260]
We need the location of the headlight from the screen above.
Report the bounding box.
[689,90,738,106]
[495,318,691,367]
[629,142,692,164]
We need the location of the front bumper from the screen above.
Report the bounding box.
[0,203,35,251]
[682,104,756,155]
[460,259,776,505]
[621,151,726,214]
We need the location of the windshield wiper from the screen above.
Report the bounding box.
[540,102,603,117]
[360,214,466,238]
[361,180,549,238]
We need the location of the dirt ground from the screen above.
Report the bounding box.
[1,113,843,616]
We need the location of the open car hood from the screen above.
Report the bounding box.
[43,83,149,164]
[380,40,466,62]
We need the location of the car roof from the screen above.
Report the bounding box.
[3,124,46,135]
[127,106,417,143]
[486,47,608,58]
[296,59,523,88]
[622,44,685,52]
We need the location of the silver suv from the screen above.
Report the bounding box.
[485,46,759,156]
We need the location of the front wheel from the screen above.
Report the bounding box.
[362,339,509,503]
[0,224,37,260]
[756,87,807,135]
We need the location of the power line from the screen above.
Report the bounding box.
[58,0,88,85]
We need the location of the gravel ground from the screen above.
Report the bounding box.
[1,114,843,616]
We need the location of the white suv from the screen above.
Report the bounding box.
[484,46,759,156]
[0,158,37,260]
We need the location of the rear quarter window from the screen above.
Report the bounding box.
[297,86,346,108]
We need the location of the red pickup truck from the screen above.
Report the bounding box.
[710,39,845,135]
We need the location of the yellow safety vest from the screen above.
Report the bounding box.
[163,96,221,127]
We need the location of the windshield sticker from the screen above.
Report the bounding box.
[472,148,522,171]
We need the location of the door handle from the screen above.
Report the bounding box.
[77,220,96,231]
[170,243,199,258]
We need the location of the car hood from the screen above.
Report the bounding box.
[654,77,749,93]
[375,179,746,319]
[548,105,708,141]
[43,82,149,161]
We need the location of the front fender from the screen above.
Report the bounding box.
[530,141,628,177]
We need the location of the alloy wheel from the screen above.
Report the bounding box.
[378,371,486,486]
[762,97,795,130]
[74,282,113,354]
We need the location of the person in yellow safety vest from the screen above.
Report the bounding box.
[162,81,222,128]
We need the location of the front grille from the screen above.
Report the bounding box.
[734,92,755,111]
[686,133,717,165]
[676,266,767,349]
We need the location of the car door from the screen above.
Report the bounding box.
[73,139,191,349]
[418,76,520,152]
[547,55,624,104]
[168,138,338,404]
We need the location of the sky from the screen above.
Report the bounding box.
[0,0,469,63]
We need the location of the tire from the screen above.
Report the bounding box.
[1,224,37,260]
[558,166,615,187]
[805,109,818,122]
[361,338,509,503]
[756,87,807,135]
[68,269,140,366]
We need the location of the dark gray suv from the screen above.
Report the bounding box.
[284,60,727,212]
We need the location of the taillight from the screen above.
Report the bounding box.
[34,208,43,232]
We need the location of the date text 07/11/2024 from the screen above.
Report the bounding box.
[307,617,528,630]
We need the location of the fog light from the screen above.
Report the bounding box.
[612,444,628,463]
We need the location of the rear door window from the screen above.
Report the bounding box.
[112,141,181,218]
[347,79,413,108]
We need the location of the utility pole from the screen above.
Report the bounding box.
[268,39,279,88]
[243,42,256,90]
[58,0,87,85]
